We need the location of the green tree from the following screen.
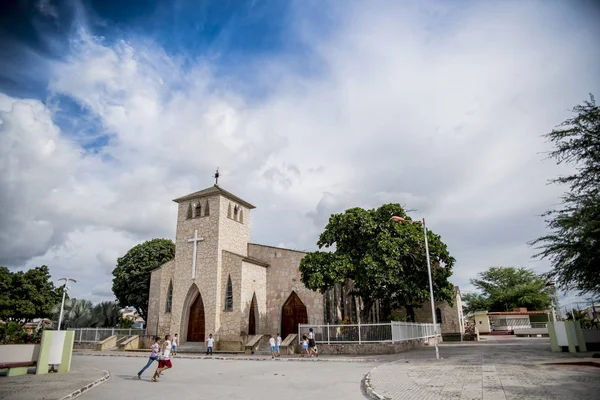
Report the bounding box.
[112,238,175,321]
[463,267,553,313]
[531,94,600,295]
[92,301,121,328]
[52,298,94,328]
[299,204,455,322]
[0,265,62,322]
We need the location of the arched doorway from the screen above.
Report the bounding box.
[281,291,308,338]
[248,293,257,335]
[187,292,205,342]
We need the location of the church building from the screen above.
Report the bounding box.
[146,183,465,350]
[146,184,325,350]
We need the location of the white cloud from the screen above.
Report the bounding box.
[1,1,599,303]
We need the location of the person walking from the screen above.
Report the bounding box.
[137,337,161,379]
[300,334,309,357]
[308,328,318,357]
[276,333,282,357]
[152,334,172,382]
[206,334,214,356]
[269,335,276,359]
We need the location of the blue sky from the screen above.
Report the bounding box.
[1,0,599,310]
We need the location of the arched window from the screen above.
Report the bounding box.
[224,275,233,311]
[186,203,193,219]
[228,203,232,218]
[233,205,239,220]
[239,209,244,223]
[166,281,173,313]
[204,200,210,216]
[435,307,442,324]
[195,203,202,218]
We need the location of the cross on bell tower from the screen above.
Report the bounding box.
[214,167,220,186]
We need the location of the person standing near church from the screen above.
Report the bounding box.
[172,334,178,356]
[137,336,161,379]
[269,335,276,359]
[152,334,172,382]
[308,328,317,357]
[206,334,214,356]
[276,333,282,357]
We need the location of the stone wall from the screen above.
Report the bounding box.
[171,194,221,342]
[146,266,163,336]
[248,244,324,335]
[219,251,244,340]
[316,337,436,355]
[241,261,267,335]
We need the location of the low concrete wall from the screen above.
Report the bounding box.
[96,335,116,351]
[73,342,97,350]
[119,336,140,351]
[0,344,40,363]
[244,335,265,354]
[317,338,436,355]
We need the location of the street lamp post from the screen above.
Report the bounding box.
[391,216,440,360]
[57,278,77,331]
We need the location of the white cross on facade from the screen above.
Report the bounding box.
[187,229,204,280]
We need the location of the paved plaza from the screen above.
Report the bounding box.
[1,338,598,400]
[71,354,377,400]
[367,337,600,400]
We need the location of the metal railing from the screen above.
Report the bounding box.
[298,322,441,344]
[69,328,146,343]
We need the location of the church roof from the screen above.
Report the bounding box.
[172,185,256,209]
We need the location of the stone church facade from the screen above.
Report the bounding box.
[146,184,465,349]
[146,185,325,350]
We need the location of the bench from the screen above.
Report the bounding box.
[0,361,37,377]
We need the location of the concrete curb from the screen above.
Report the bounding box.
[362,366,387,400]
[73,352,386,363]
[58,370,110,400]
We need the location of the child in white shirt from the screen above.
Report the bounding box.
[206,334,214,356]
[269,335,276,359]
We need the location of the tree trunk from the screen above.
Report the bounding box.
[361,299,375,323]
[405,305,415,322]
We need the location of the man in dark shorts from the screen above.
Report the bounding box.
[308,328,318,357]
[152,334,172,382]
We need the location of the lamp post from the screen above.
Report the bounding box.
[391,216,440,360]
[57,278,77,331]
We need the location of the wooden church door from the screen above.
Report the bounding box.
[281,291,308,339]
[187,293,205,342]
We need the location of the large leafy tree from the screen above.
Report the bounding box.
[299,204,455,322]
[462,267,553,313]
[0,265,62,322]
[531,94,600,295]
[112,238,175,321]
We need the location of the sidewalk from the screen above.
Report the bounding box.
[365,337,600,400]
[0,369,109,400]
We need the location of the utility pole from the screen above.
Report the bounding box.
[57,278,77,330]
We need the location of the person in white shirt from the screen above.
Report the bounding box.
[152,334,172,382]
[276,333,282,357]
[206,334,215,355]
[269,335,276,359]
[172,333,178,356]
[137,336,161,379]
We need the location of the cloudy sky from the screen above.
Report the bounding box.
[1,0,599,308]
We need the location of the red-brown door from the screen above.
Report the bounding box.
[187,294,205,342]
[248,296,257,335]
[281,291,308,339]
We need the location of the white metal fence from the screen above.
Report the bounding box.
[69,328,146,343]
[298,321,441,344]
